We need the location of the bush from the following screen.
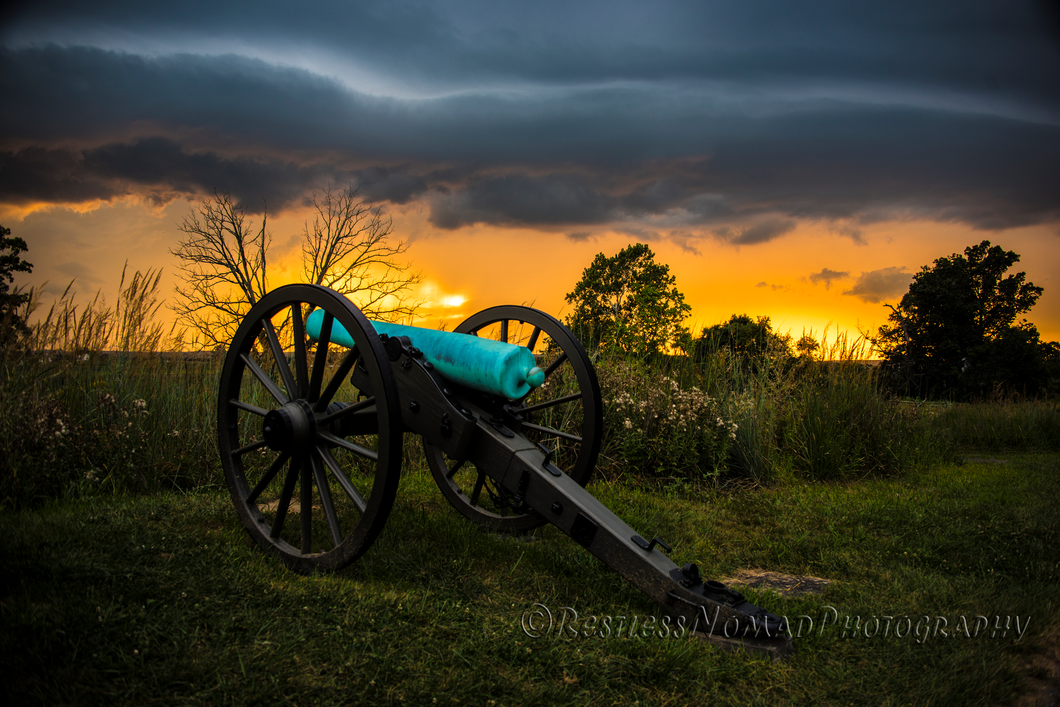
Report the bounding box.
[596,359,737,482]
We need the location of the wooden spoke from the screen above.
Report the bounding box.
[469,471,486,506]
[234,438,268,456]
[230,398,269,417]
[310,452,343,547]
[292,305,309,399]
[300,458,312,554]
[319,447,368,512]
[446,458,467,480]
[519,393,582,414]
[241,353,289,406]
[308,311,333,403]
[247,450,291,504]
[315,348,361,412]
[270,458,300,539]
[317,430,379,462]
[264,318,298,400]
[527,326,542,352]
[521,422,582,443]
[316,396,376,426]
[543,351,568,379]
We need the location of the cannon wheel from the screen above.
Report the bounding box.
[218,284,402,573]
[425,306,602,533]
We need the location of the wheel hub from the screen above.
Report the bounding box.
[262,400,316,452]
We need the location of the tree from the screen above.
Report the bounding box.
[0,224,34,345]
[564,243,691,357]
[300,185,419,320]
[172,186,418,349]
[694,314,793,368]
[172,192,270,349]
[795,334,820,359]
[873,240,1048,397]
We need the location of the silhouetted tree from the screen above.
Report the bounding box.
[873,240,1049,397]
[300,184,419,319]
[0,225,33,346]
[694,314,792,369]
[172,186,418,348]
[795,334,820,359]
[564,243,691,357]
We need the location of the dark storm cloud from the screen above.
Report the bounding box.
[728,220,798,246]
[0,138,330,212]
[426,173,618,230]
[2,1,1059,238]
[5,1,1059,106]
[831,225,866,245]
[351,167,430,205]
[809,268,850,290]
[843,267,914,304]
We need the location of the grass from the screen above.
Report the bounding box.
[3,454,1057,706]
[927,400,1060,452]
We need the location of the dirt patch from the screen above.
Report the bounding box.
[1012,624,1060,707]
[719,569,832,597]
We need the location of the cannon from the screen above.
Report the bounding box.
[218,284,793,658]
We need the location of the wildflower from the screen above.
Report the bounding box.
[624,419,633,429]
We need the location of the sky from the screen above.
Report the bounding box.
[3,0,1060,347]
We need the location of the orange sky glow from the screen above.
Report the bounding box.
[11,197,1060,353]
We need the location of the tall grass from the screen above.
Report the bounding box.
[926,400,1060,451]
[0,269,220,508]
[781,331,945,480]
[5,272,1045,510]
[594,328,951,486]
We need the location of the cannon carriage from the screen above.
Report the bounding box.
[218,284,792,658]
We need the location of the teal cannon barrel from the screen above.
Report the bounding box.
[306,309,545,400]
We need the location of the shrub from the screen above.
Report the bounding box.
[596,359,737,482]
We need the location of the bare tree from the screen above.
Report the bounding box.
[171,186,419,349]
[171,192,269,349]
[301,185,420,321]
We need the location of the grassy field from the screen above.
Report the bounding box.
[2,452,1057,706]
[3,272,1058,704]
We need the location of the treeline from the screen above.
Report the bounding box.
[564,242,1060,400]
